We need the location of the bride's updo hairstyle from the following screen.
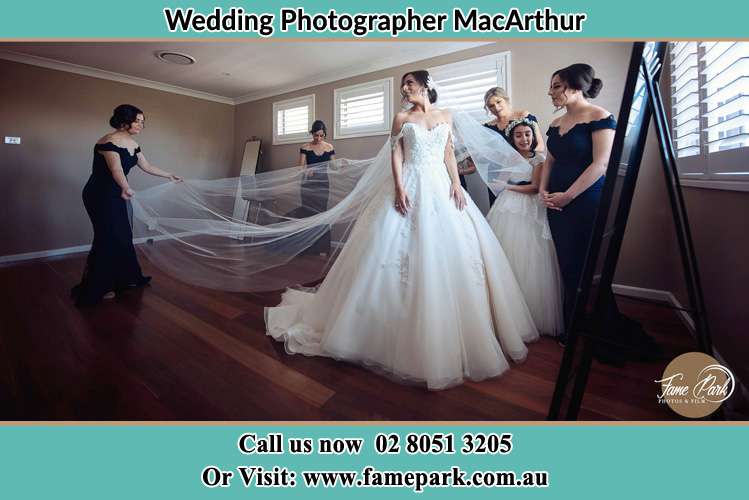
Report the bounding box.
[109,104,144,130]
[401,70,438,104]
[552,64,603,99]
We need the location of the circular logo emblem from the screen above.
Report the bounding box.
[655,352,734,418]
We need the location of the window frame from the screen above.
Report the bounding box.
[272,94,315,146]
[333,77,394,140]
[668,42,749,191]
[427,51,511,122]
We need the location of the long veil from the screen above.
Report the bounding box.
[130,106,530,292]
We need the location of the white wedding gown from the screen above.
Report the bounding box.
[265,121,539,389]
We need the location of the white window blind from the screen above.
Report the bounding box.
[703,42,749,154]
[334,78,392,139]
[670,41,749,183]
[428,52,511,121]
[671,42,701,158]
[273,94,314,145]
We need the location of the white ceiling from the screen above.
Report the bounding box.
[0,42,490,104]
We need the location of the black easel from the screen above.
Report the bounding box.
[547,42,713,420]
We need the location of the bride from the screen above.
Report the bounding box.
[264,70,539,389]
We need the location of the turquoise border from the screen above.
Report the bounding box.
[1,1,748,39]
[1,424,745,498]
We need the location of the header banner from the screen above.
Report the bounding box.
[2,1,748,39]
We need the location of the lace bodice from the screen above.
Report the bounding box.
[510,152,546,183]
[399,122,450,167]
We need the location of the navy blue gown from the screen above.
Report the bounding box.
[300,148,335,255]
[546,115,617,333]
[73,142,150,306]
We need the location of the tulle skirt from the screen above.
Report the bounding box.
[265,159,539,390]
[486,190,564,336]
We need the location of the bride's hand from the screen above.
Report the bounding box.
[450,183,466,211]
[394,187,411,216]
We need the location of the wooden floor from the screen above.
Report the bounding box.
[0,252,696,421]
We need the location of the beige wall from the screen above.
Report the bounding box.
[234,41,631,172]
[680,187,749,383]
[0,59,235,256]
[615,127,685,293]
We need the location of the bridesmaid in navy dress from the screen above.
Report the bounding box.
[458,87,545,205]
[299,120,336,256]
[72,104,181,307]
[540,64,616,342]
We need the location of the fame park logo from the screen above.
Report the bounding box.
[655,352,735,418]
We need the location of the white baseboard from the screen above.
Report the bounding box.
[611,283,695,335]
[0,233,190,265]
[0,244,92,264]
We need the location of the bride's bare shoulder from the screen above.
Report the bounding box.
[392,111,410,134]
[432,108,452,122]
[393,111,411,124]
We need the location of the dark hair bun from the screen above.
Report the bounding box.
[109,104,143,129]
[426,88,438,104]
[586,78,603,99]
[310,119,327,136]
[553,64,603,100]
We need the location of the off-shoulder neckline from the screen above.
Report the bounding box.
[400,121,449,134]
[549,114,615,138]
[95,141,139,156]
[301,147,334,156]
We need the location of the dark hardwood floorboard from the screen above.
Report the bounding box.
[0,252,693,420]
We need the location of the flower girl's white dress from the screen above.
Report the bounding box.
[486,152,564,336]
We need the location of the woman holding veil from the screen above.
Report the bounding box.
[263,71,539,389]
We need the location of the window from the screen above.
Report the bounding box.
[272,94,314,145]
[669,42,749,186]
[334,78,393,139]
[428,52,511,121]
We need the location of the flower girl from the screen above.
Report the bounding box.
[486,118,564,336]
